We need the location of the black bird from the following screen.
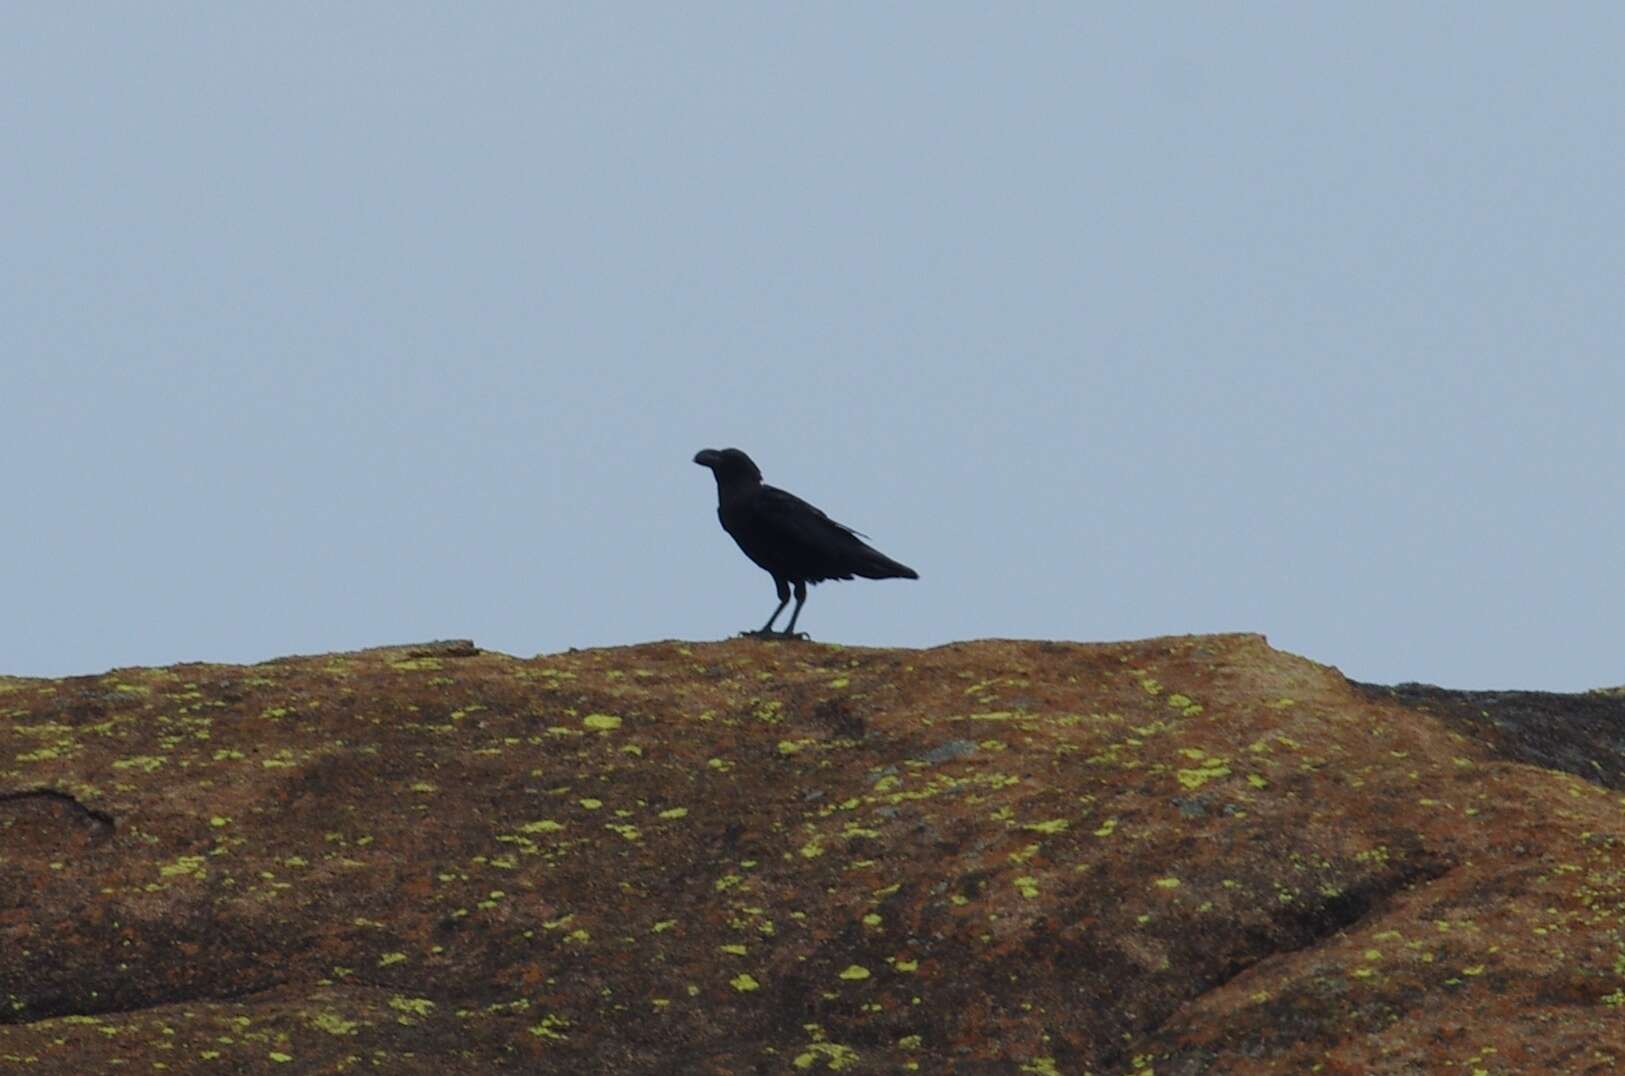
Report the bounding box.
[693,447,918,639]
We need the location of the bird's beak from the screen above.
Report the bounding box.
[693,449,719,468]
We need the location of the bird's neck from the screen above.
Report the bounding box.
[715,477,760,503]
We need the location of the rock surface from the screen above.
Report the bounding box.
[3,634,1625,1073]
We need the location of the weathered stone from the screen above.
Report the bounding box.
[0,634,1622,1073]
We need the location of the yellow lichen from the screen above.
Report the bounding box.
[529,1013,571,1040]
[159,856,207,879]
[310,1012,358,1036]
[113,755,167,772]
[1176,762,1231,789]
[794,1042,860,1070]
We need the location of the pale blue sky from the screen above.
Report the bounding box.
[5,5,1622,688]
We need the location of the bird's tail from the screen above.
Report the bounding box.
[852,546,919,581]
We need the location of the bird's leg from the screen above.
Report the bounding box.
[753,598,788,635]
[778,581,810,640]
[740,579,791,639]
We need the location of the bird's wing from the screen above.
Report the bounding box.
[755,485,870,546]
[748,483,917,582]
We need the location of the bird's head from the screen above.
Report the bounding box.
[693,447,763,484]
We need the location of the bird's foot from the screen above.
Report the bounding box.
[737,629,813,642]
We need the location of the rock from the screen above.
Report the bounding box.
[915,739,979,765]
[1,633,1623,1072]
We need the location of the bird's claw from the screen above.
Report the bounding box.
[737,629,813,642]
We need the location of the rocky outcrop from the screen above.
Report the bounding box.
[3,634,1624,1073]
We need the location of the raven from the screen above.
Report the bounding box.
[693,448,918,639]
